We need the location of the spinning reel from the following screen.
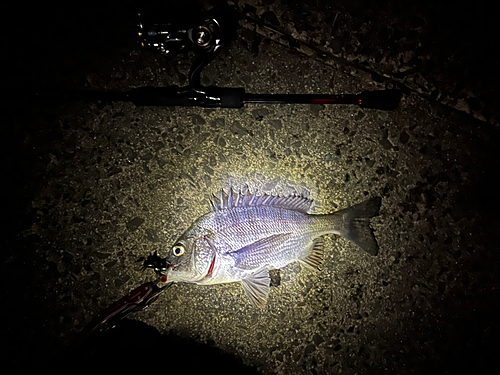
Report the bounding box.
[134,9,401,109]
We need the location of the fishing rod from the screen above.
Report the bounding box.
[22,9,401,110]
[71,252,172,348]
[135,8,401,110]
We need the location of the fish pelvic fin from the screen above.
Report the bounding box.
[299,237,325,271]
[337,197,381,256]
[241,268,271,309]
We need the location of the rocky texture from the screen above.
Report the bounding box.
[1,1,499,374]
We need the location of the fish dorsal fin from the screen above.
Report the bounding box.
[299,237,325,271]
[241,268,271,309]
[210,187,313,213]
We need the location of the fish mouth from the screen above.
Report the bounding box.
[162,254,216,284]
[160,263,174,283]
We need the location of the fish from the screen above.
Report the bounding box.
[164,188,381,308]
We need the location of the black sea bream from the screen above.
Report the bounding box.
[164,188,381,308]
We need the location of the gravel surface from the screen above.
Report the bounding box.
[2,1,499,374]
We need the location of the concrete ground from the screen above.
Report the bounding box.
[2,1,499,374]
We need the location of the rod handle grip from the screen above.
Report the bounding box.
[358,90,402,111]
[131,86,245,108]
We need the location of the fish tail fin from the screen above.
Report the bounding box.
[335,197,381,256]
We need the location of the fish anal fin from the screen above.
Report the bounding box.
[241,268,271,309]
[299,237,325,271]
[269,269,281,287]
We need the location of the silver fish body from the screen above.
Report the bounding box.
[164,188,381,308]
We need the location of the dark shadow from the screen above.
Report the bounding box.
[56,319,258,374]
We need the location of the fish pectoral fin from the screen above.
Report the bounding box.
[299,237,325,271]
[230,233,293,270]
[241,268,271,309]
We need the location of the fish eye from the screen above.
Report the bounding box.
[172,243,185,256]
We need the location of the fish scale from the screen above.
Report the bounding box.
[164,188,381,308]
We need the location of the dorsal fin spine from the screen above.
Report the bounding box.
[228,188,233,208]
[209,188,313,213]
